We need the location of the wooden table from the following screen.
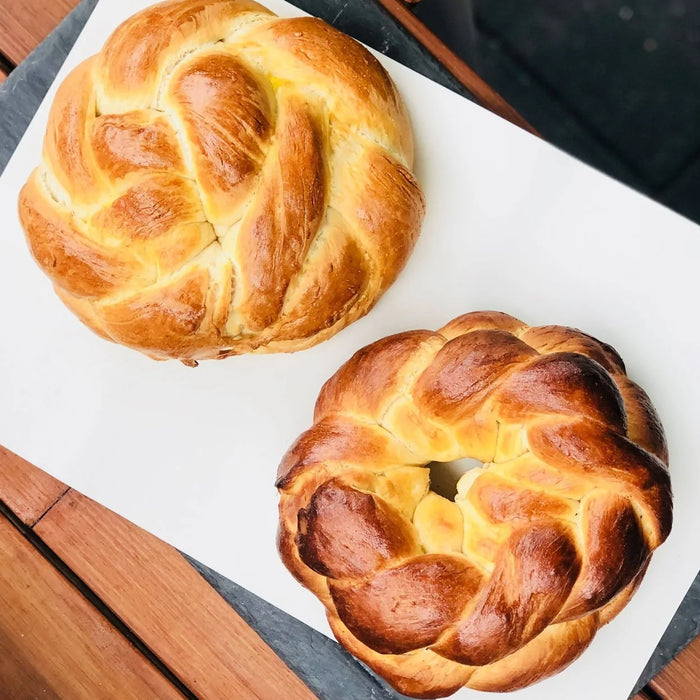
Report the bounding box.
[1,1,698,698]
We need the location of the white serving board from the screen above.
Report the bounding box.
[1,1,698,697]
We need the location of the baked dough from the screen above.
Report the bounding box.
[18,0,423,363]
[277,311,672,696]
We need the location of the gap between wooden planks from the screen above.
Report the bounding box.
[0,512,184,699]
[0,446,314,699]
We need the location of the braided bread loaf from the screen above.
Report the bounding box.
[18,0,423,363]
[277,311,672,696]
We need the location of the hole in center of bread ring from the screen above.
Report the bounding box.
[427,456,482,500]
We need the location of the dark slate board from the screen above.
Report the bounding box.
[0,1,698,697]
[473,0,700,190]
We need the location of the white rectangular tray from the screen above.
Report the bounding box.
[1,1,698,697]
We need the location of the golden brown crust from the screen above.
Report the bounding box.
[466,615,598,692]
[330,554,483,654]
[297,480,420,579]
[433,523,581,666]
[328,613,475,699]
[315,331,442,422]
[42,58,104,205]
[495,352,628,429]
[613,375,669,462]
[413,330,538,422]
[90,111,186,180]
[557,493,648,621]
[527,420,672,546]
[235,94,325,330]
[277,311,673,696]
[19,172,140,298]
[275,234,368,341]
[19,0,423,362]
[244,16,413,160]
[97,0,272,109]
[167,50,272,224]
[97,269,214,353]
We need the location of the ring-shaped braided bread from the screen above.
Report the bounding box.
[277,311,672,696]
[18,0,424,363]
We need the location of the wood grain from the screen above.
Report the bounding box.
[375,0,537,135]
[0,445,67,526]
[34,490,315,700]
[0,514,183,699]
[631,691,657,700]
[649,632,700,698]
[0,0,79,64]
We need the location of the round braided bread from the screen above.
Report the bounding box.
[277,311,672,696]
[18,0,423,363]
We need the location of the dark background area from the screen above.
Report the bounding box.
[417,0,700,225]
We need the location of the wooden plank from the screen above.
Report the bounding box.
[649,632,700,698]
[0,514,183,699]
[0,455,310,697]
[631,690,657,700]
[0,445,68,526]
[375,0,537,135]
[0,0,79,64]
[34,490,316,700]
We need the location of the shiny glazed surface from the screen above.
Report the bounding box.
[18,0,424,362]
[277,311,672,696]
